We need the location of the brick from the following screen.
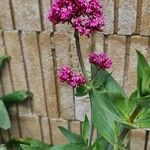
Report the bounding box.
[3,31,31,114]
[148,133,150,150]
[140,0,150,36]
[93,33,104,52]
[0,130,10,142]
[38,32,58,118]
[51,119,68,144]
[21,32,46,116]
[12,0,41,31]
[0,0,13,30]
[101,0,114,34]
[75,95,91,121]
[53,33,74,120]
[41,0,53,32]
[108,35,126,86]
[41,117,51,144]
[19,115,42,140]
[70,121,81,134]
[118,0,137,35]
[0,31,16,113]
[9,114,20,138]
[125,36,149,95]
[130,129,146,150]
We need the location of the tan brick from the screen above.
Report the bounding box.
[125,36,149,95]
[12,0,41,31]
[93,33,104,52]
[70,121,81,134]
[41,0,53,32]
[140,0,150,36]
[130,129,146,150]
[41,117,51,144]
[148,133,150,150]
[0,31,16,113]
[1,130,10,142]
[21,32,46,116]
[118,0,137,35]
[53,33,74,120]
[108,35,126,86]
[101,0,114,34]
[0,0,13,30]
[9,114,20,138]
[38,32,58,118]
[19,114,42,140]
[50,118,68,144]
[3,31,31,114]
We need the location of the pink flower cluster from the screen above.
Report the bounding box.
[47,0,104,36]
[89,52,112,69]
[58,65,87,87]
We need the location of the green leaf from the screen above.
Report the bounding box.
[0,144,8,150]
[96,68,127,99]
[0,100,11,129]
[20,145,42,150]
[92,137,108,150]
[137,95,150,109]
[135,109,150,128]
[76,85,89,97]
[136,50,150,96]
[58,126,85,146]
[90,90,118,145]
[128,90,138,115]
[82,115,90,143]
[0,55,9,70]
[1,90,33,106]
[50,144,83,150]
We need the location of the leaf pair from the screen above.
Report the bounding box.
[0,91,33,129]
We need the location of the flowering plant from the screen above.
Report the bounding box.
[1,0,150,150]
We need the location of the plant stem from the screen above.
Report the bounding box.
[74,30,94,148]
[119,106,141,141]
[74,30,87,78]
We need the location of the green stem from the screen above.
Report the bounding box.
[74,30,87,78]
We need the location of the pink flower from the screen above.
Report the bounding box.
[58,65,87,88]
[47,0,104,36]
[89,52,112,69]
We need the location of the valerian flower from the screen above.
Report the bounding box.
[89,52,112,69]
[58,65,87,87]
[47,0,104,36]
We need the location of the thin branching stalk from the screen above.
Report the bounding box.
[74,30,94,148]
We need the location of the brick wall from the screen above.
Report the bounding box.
[0,0,149,149]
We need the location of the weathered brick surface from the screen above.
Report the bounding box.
[38,31,58,118]
[3,31,31,114]
[130,129,146,150]
[140,0,150,36]
[125,36,149,94]
[12,0,41,31]
[41,117,51,144]
[0,0,13,30]
[108,35,126,85]
[19,115,42,140]
[0,31,17,113]
[41,0,53,32]
[21,32,47,116]
[118,0,137,35]
[70,121,81,134]
[101,0,114,34]
[9,114,20,138]
[50,118,68,144]
[53,33,74,120]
